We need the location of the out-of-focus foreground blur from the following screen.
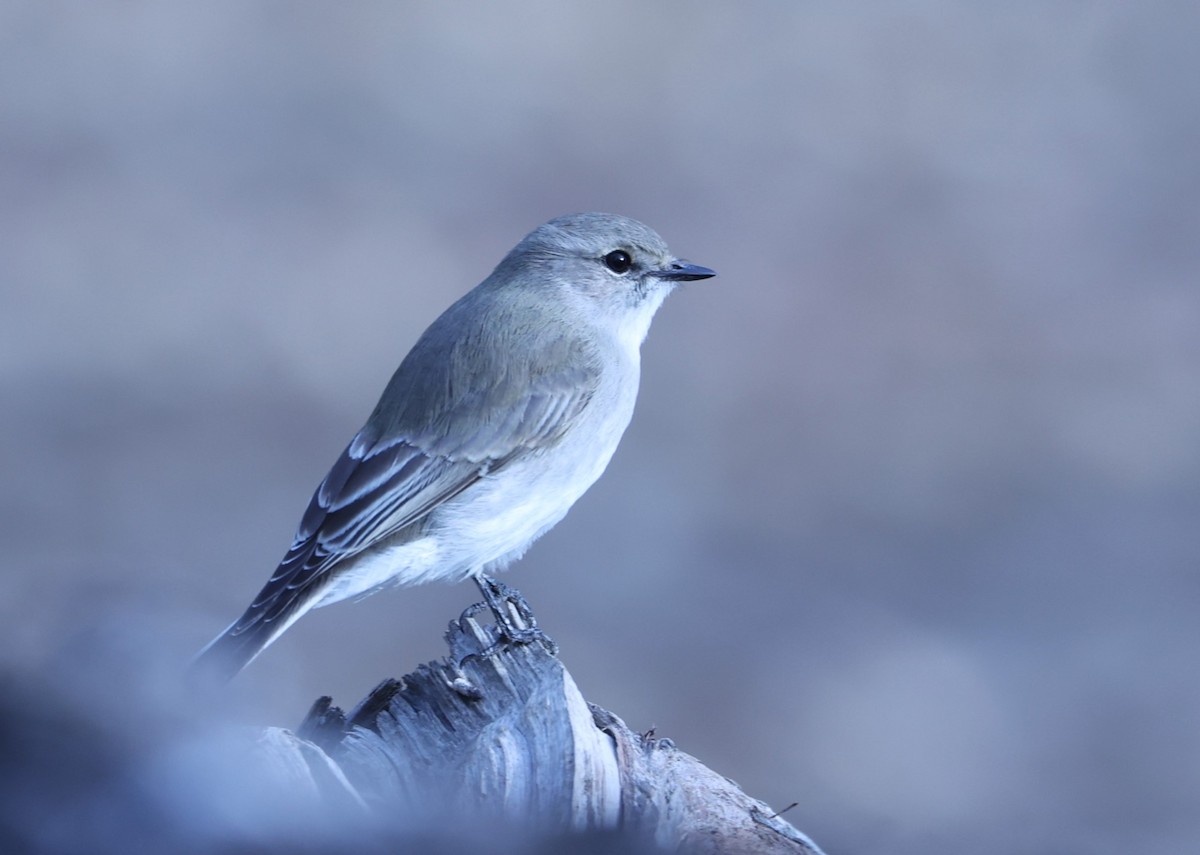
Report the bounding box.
[3,3,1198,853]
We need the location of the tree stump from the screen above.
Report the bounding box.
[254,605,826,854]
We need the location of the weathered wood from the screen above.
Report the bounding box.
[256,606,826,854]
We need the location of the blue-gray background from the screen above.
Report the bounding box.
[3,3,1198,853]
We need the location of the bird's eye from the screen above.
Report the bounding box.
[603,249,633,274]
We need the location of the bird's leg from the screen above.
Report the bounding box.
[478,575,537,626]
[470,574,558,655]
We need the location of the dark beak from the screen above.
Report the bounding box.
[655,260,716,282]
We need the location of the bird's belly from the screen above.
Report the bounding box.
[430,432,621,578]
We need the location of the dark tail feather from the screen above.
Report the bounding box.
[188,587,321,685]
[189,547,329,685]
[188,617,277,686]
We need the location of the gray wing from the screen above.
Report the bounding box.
[195,288,601,678]
[266,365,595,602]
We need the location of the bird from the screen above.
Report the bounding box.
[192,213,715,681]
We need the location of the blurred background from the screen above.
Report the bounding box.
[3,2,1198,853]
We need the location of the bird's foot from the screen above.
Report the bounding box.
[466,575,558,657]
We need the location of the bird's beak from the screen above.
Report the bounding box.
[655,260,716,282]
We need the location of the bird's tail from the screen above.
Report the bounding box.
[188,620,268,686]
[188,596,316,685]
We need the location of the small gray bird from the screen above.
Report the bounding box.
[193,213,714,681]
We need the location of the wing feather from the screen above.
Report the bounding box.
[221,381,594,643]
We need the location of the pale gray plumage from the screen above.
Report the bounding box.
[193,213,714,681]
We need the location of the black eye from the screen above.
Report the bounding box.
[603,249,633,274]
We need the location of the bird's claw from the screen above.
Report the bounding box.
[469,575,558,656]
